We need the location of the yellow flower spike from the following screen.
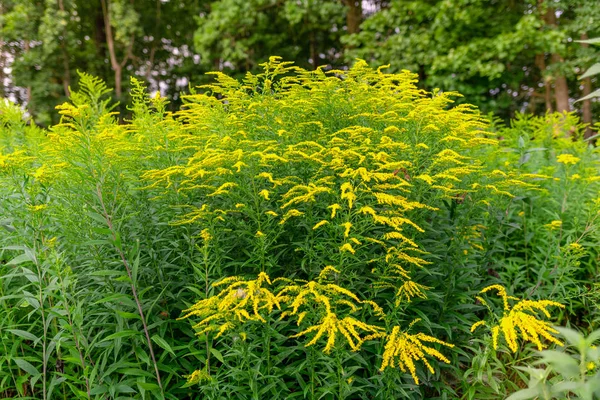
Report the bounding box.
[408,318,422,330]
[328,203,341,218]
[232,161,247,172]
[395,280,430,305]
[358,206,376,216]
[491,325,500,349]
[475,296,488,308]
[312,220,329,230]
[470,321,486,332]
[208,182,237,197]
[340,182,356,209]
[200,229,212,242]
[360,300,385,318]
[324,284,361,303]
[339,243,356,254]
[297,312,307,325]
[185,368,212,385]
[28,204,48,212]
[479,284,509,310]
[341,222,352,238]
[472,285,564,352]
[279,209,304,225]
[259,189,270,200]
[317,266,340,281]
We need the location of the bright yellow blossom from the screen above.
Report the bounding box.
[472,285,564,352]
[545,220,563,230]
[380,325,454,384]
[556,154,580,165]
[339,243,356,254]
[312,220,329,230]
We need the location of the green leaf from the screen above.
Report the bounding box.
[586,329,600,345]
[87,211,108,224]
[580,63,600,80]
[13,358,40,376]
[8,329,39,342]
[555,327,584,347]
[151,334,175,356]
[90,270,126,277]
[210,348,225,364]
[536,350,579,379]
[6,253,34,266]
[114,383,136,393]
[116,310,141,319]
[94,293,137,308]
[137,382,160,391]
[550,381,580,395]
[506,387,540,400]
[101,330,142,342]
[575,88,600,102]
[0,219,16,232]
[576,37,600,45]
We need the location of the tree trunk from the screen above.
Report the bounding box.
[58,0,71,97]
[0,48,4,99]
[94,8,106,57]
[310,31,318,70]
[24,41,32,106]
[535,54,553,113]
[145,0,161,82]
[100,0,132,99]
[343,0,362,34]
[0,2,4,98]
[114,66,122,100]
[581,33,593,140]
[552,53,570,113]
[542,4,570,113]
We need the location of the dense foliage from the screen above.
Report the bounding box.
[1,59,599,399]
[1,0,599,126]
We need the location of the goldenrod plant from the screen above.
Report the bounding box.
[0,59,598,399]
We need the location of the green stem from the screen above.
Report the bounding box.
[96,184,163,393]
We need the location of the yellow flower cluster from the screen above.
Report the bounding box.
[185,368,212,385]
[545,220,563,230]
[471,285,564,352]
[180,272,281,337]
[379,323,454,384]
[183,269,453,378]
[556,154,580,165]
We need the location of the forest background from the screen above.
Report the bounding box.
[1,0,599,128]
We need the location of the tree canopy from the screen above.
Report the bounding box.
[1,0,599,127]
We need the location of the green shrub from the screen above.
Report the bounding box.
[0,59,598,399]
